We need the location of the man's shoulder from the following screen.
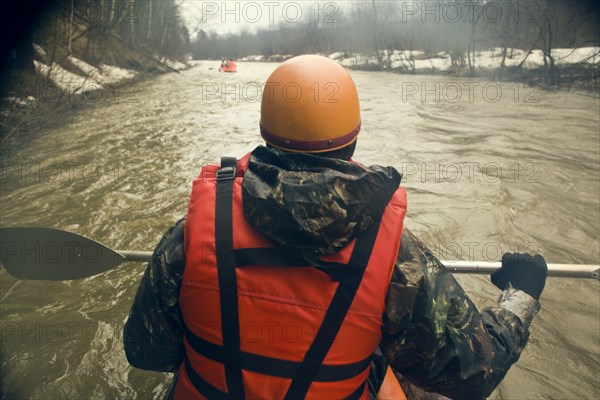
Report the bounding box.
[153,217,186,264]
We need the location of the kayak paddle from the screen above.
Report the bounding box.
[0,227,598,281]
[0,227,151,280]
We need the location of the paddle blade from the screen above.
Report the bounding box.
[0,227,125,280]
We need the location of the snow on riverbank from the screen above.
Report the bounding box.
[3,44,197,106]
[334,47,599,71]
[26,43,137,98]
[469,47,599,70]
[31,43,136,91]
[67,56,137,86]
[239,47,599,72]
[161,58,188,71]
[34,60,104,93]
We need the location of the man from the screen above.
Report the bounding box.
[124,55,547,399]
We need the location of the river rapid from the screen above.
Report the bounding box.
[1,61,599,399]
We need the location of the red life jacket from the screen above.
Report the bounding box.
[174,155,407,400]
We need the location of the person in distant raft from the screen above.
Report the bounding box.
[124,55,548,399]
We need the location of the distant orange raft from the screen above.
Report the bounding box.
[219,60,237,73]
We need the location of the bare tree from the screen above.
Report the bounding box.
[466,0,484,75]
[68,0,74,55]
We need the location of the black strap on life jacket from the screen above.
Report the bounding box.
[214,156,245,400]
[184,157,381,399]
[283,218,379,400]
[183,325,372,382]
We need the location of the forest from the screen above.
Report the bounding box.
[3,0,190,77]
[1,0,599,95]
[1,0,192,145]
[191,0,600,84]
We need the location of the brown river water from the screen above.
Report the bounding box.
[1,61,599,399]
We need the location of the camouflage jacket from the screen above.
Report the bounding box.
[124,147,539,399]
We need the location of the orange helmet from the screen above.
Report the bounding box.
[260,55,361,153]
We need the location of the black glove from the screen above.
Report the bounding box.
[491,253,548,300]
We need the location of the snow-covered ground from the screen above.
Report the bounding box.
[29,43,138,96]
[238,55,266,62]
[32,43,143,88]
[161,58,188,71]
[237,47,599,72]
[67,56,137,86]
[33,57,139,95]
[334,47,599,71]
[237,54,292,62]
[3,44,199,106]
[34,60,104,93]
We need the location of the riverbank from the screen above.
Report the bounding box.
[239,47,600,95]
[4,45,597,149]
[1,0,191,150]
[0,44,191,151]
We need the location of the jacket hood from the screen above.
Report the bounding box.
[242,146,402,255]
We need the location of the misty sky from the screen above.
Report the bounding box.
[179,0,351,38]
